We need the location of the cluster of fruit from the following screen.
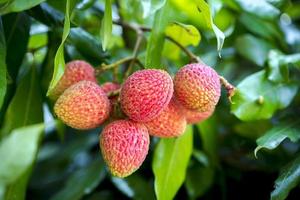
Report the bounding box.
[53,60,221,177]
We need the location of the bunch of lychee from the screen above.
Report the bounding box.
[53,60,221,178]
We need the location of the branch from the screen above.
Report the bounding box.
[220,76,236,103]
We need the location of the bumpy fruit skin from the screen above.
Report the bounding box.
[100,120,149,177]
[101,82,121,95]
[174,63,221,112]
[54,81,110,130]
[120,69,173,122]
[181,105,214,124]
[50,60,97,99]
[144,99,186,138]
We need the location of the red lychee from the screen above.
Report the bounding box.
[50,60,97,99]
[144,99,187,138]
[174,63,221,112]
[100,120,149,177]
[54,81,110,130]
[120,69,173,122]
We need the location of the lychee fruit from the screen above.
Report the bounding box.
[181,105,214,124]
[50,60,97,99]
[174,63,221,112]
[120,69,173,122]
[144,99,187,138]
[100,120,149,177]
[101,82,121,95]
[54,80,110,130]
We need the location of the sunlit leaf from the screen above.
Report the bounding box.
[255,120,300,157]
[164,22,201,60]
[47,0,77,97]
[271,155,300,200]
[100,0,112,51]
[231,70,298,121]
[0,0,45,14]
[153,126,193,200]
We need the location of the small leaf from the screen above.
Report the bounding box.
[0,124,44,185]
[194,0,225,55]
[51,158,106,200]
[235,0,280,20]
[235,34,274,66]
[100,0,112,51]
[0,0,45,15]
[271,155,300,200]
[164,22,201,59]
[255,120,300,157]
[0,19,7,110]
[141,0,167,18]
[152,125,193,200]
[145,0,171,68]
[47,0,76,97]
[231,70,298,121]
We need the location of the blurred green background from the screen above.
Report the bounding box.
[0,0,300,200]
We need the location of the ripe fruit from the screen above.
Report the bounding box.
[101,82,121,95]
[120,69,173,122]
[100,120,149,177]
[50,60,97,99]
[174,63,221,112]
[144,99,186,138]
[54,81,110,130]
[181,105,214,124]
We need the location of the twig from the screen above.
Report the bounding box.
[220,76,236,103]
[95,57,133,75]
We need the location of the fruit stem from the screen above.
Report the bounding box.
[219,76,236,103]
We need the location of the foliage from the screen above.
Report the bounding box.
[0,0,300,199]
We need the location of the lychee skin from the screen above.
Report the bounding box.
[181,105,214,124]
[101,82,121,95]
[50,60,97,99]
[100,120,149,178]
[120,69,173,122]
[174,63,221,112]
[144,99,187,138]
[54,81,110,130]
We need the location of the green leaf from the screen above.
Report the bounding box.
[111,174,155,200]
[1,65,43,136]
[235,34,274,66]
[145,0,171,68]
[0,123,44,185]
[271,155,300,200]
[255,120,300,157]
[2,13,30,81]
[194,0,225,55]
[47,0,76,97]
[231,70,298,121]
[235,0,280,20]
[164,22,201,60]
[51,158,106,200]
[0,19,7,110]
[152,125,193,200]
[0,0,45,14]
[141,0,166,18]
[100,0,112,51]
